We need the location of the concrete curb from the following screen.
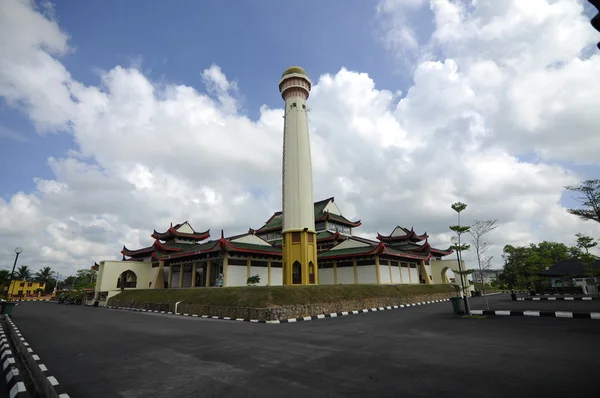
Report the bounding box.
[0,324,29,398]
[517,297,599,301]
[78,299,452,324]
[5,317,70,397]
[470,309,600,319]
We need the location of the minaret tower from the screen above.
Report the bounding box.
[279,66,318,285]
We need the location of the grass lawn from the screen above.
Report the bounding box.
[109,284,455,308]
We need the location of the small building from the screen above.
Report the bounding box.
[472,269,502,285]
[94,198,460,302]
[539,259,600,295]
[7,279,46,298]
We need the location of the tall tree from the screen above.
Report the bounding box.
[15,265,32,280]
[450,202,471,313]
[35,266,54,282]
[469,219,498,309]
[565,179,600,224]
[575,233,598,254]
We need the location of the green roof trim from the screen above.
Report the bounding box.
[319,246,376,258]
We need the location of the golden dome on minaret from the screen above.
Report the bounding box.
[282,66,307,77]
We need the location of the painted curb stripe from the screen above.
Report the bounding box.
[517,297,599,301]
[470,309,600,319]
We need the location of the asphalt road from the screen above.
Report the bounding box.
[11,295,600,398]
[471,293,600,312]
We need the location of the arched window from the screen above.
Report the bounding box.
[309,261,315,284]
[117,270,138,289]
[292,261,302,284]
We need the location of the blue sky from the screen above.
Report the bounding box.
[0,0,404,200]
[2,0,598,204]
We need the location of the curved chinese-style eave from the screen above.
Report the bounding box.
[121,245,155,257]
[169,227,210,240]
[317,231,348,242]
[318,212,362,227]
[152,240,183,252]
[430,247,454,256]
[406,241,432,254]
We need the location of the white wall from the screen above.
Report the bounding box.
[270,267,283,286]
[226,265,247,287]
[171,270,180,287]
[319,268,335,285]
[379,262,391,284]
[391,265,401,283]
[323,200,342,215]
[337,267,355,284]
[250,266,269,286]
[182,268,192,287]
[410,267,419,284]
[176,222,194,233]
[401,266,411,283]
[357,265,377,284]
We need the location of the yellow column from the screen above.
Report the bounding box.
[353,258,358,284]
[206,259,211,287]
[223,256,229,287]
[267,259,272,285]
[168,265,173,288]
[408,262,413,284]
[152,261,165,289]
[247,258,251,281]
[178,264,184,288]
[191,263,197,287]
[388,259,393,283]
[375,256,381,284]
[333,261,338,284]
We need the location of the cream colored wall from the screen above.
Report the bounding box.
[390,227,405,237]
[323,201,342,215]
[329,239,371,251]
[430,259,462,284]
[230,234,272,246]
[357,265,377,284]
[96,260,153,303]
[319,268,335,285]
[337,267,355,284]
[176,223,194,233]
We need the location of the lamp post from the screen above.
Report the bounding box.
[5,247,23,300]
[451,236,470,314]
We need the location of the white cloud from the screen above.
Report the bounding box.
[0,0,599,277]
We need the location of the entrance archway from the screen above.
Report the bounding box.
[117,270,137,289]
[309,261,315,284]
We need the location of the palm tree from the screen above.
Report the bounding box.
[35,267,54,282]
[0,270,10,293]
[15,265,33,280]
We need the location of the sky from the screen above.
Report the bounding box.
[1,0,599,277]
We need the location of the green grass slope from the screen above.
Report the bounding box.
[109,284,454,308]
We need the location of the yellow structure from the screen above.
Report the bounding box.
[279,66,318,285]
[7,279,46,298]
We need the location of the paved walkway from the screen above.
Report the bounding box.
[11,296,600,398]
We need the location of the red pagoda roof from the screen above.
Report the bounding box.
[151,223,210,241]
[376,227,428,243]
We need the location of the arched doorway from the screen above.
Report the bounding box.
[309,261,315,284]
[292,261,302,284]
[441,267,455,284]
[117,270,137,289]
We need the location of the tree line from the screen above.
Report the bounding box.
[450,179,599,292]
[0,265,98,295]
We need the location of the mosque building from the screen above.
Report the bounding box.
[94,66,459,302]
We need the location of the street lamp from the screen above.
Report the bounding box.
[451,236,471,314]
[5,247,23,300]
